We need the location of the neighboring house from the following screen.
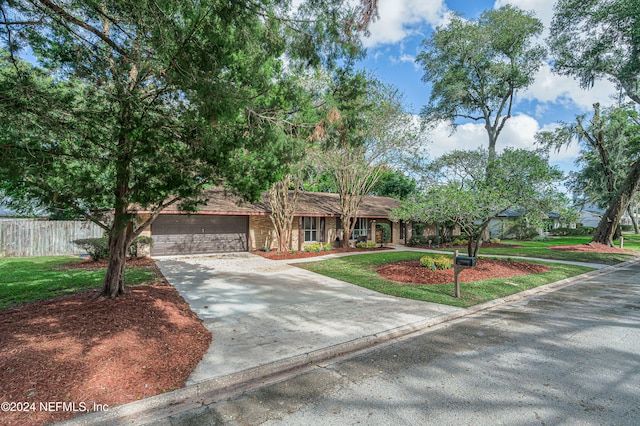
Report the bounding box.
[578,204,604,228]
[136,188,403,256]
[489,209,562,239]
[578,203,636,228]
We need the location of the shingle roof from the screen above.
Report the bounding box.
[156,187,398,218]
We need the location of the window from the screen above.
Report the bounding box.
[351,217,367,239]
[303,217,317,242]
[400,220,405,240]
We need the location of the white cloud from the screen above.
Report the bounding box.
[426,114,580,167]
[363,0,449,47]
[518,63,618,111]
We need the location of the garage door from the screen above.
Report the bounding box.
[151,215,248,255]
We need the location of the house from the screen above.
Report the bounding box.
[577,204,604,228]
[136,188,404,256]
[489,209,562,239]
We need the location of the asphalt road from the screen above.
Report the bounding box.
[166,260,640,426]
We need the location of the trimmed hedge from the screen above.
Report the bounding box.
[419,254,453,270]
[550,226,595,236]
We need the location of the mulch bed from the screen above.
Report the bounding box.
[63,256,157,269]
[376,258,551,285]
[548,242,635,254]
[253,246,393,260]
[0,266,211,426]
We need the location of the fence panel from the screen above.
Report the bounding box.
[0,219,104,257]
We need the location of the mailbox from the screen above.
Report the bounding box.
[455,256,476,267]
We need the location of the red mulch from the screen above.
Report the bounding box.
[377,258,550,285]
[63,256,157,269]
[0,269,211,426]
[548,242,635,254]
[253,246,393,260]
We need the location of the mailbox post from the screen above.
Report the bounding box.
[453,250,477,298]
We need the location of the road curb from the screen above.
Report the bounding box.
[59,258,639,425]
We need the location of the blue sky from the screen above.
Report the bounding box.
[356,0,619,173]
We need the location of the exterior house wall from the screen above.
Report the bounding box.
[249,215,276,251]
[135,213,153,257]
[250,215,341,251]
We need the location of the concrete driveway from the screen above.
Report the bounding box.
[155,253,463,384]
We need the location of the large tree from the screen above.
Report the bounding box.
[416,5,545,162]
[537,104,640,243]
[393,148,564,257]
[0,0,369,297]
[549,0,640,245]
[315,72,419,247]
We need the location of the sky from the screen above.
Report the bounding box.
[356,0,619,174]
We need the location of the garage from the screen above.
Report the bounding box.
[151,215,248,256]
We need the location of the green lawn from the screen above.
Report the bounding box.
[0,256,157,310]
[296,251,595,308]
[435,235,639,265]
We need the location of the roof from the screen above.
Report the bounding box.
[496,208,560,219]
[153,187,399,218]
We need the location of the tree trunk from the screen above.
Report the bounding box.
[342,220,351,248]
[592,161,640,246]
[628,205,639,234]
[100,223,129,297]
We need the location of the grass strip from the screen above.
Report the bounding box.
[296,251,595,308]
[0,256,156,310]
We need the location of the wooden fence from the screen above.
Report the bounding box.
[0,219,104,257]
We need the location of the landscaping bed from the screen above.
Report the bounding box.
[377,258,550,285]
[296,251,594,308]
[0,260,211,426]
[252,246,393,260]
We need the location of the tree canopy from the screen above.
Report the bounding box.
[549,0,640,104]
[393,148,564,256]
[0,0,370,296]
[313,71,419,247]
[416,4,545,159]
[549,0,640,244]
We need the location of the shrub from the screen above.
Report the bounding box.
[376,223,392,245]
[420,254,453,270]
[127,236,154,258]
[433,254,453,270]
[407,235,430,246]
[420,255,436,269]
[367,241,377,249]
[412,223,426,237]
[425,235,441,245]
[73,237,109,261]
[453,238,468,246]
[550,226,595,236]
[289,250,296,254]
[621,224,634,232]
[355,242,367,249]
[532,235,550,242]
[303,242,322,252]
[324,245,331,252]
[489,238,501,244]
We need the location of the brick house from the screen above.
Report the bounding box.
[135,188,407,256]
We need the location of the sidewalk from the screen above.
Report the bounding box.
[60,249,633,425]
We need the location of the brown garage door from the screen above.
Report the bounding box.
[151,215,248,255]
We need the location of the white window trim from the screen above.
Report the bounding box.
[303,217,318,242]
[351,217,367,239]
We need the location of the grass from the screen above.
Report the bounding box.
[435,235,639,265]
[0,256,157,310]
[296,251,595,308]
